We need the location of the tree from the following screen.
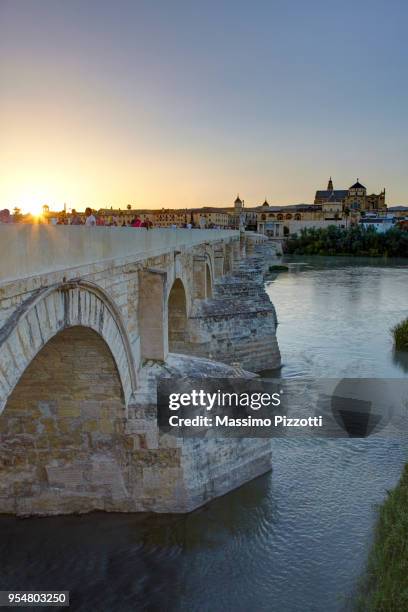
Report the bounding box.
[13,207,22,223]
[344,207,350,229]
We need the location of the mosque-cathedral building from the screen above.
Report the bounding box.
[314,177,386,212]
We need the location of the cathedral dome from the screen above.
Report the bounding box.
[350,179,366,189]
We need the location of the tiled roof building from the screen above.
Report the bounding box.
[314,178,386,212]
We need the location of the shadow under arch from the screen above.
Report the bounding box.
[0,325,129,515]
[168,278,188,353]
[0,280,137,414]
[206,263,213,298]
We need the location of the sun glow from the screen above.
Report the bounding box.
[14,189,53,217]
[21,200,44,217]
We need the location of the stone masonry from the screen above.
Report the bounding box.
[0,227,281,515]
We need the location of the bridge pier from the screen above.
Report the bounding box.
[138,269,168,362]
[213,247,225,278]
[183,241,281,371]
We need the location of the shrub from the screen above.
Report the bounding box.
[392,318,408,351]
[283,225,408,257]
[356,464,408,611]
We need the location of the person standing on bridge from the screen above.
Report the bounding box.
[85,208,96,226]
[70,210,82,225]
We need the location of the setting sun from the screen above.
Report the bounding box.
[20,200,44,217]
[12,188,54,216]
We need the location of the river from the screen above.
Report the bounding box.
[1,256,407,611]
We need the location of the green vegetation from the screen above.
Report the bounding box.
[269,264,289,272]
[392,318,408,351]
[356,464,408,611]
[284,225,408,257]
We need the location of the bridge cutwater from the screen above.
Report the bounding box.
[0,226,280,516]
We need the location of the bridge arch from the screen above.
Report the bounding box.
[0,280,137,414]
[168,278,188,353]
[0,325,130,515]
[203,250,215,289]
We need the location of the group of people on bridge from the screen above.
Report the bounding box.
[68,208,153,228]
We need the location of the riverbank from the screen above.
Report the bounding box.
[283,225,408,258]
[357,463,408,611]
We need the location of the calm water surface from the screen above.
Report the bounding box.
[1,256,407,612]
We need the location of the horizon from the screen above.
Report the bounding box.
[8,193,408,217]
[1,1,408,213]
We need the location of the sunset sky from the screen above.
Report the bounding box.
[1,0,408,213]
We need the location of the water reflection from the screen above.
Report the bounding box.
[393,349,408,374]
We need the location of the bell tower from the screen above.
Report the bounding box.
[234,194,243,212]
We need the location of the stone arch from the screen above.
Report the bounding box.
[0,326,131,515]
[168,278,188,353]
[192,251,214,300]
[203,249,216,295]
[203,249,215,282]
[0,280,137,414]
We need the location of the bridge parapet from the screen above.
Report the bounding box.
[0,226,239,285]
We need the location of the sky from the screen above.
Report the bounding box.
[1,0,408,213]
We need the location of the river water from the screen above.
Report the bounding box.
[1,256,407,611]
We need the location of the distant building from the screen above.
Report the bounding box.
[360,214,396,233]
[314,177,386,212]
[191,208,231,228]
[314,177,348,206]
[256,204,325,237]
[387,206,408,219]
[234,195,243,213]
[98,208,153,225]
[322,197,342,220]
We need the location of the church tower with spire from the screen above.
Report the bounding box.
[234,194,243,212]
[327,177,333,191]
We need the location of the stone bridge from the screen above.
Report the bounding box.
[0,226,280,516]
